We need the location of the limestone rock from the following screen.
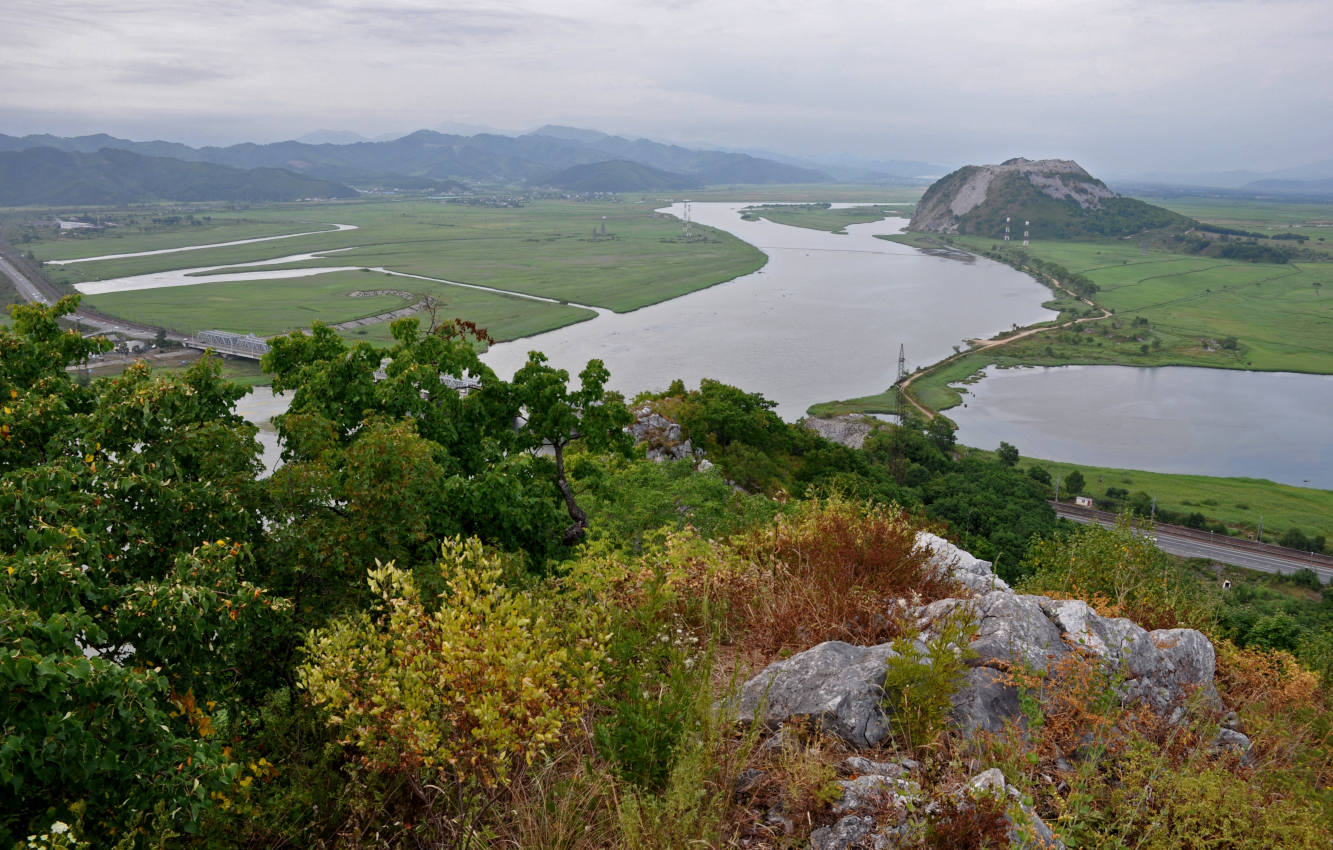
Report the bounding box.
[966,768,1065,849]
[832,774,919,815]
[628,404,692,462]
[915,531,1011,594]
[733,640,901,748]
[802,415,879,450]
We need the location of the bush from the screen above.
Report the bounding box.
[300,537,605,842]
[1020,514,1217,630]
[882,608,976,754]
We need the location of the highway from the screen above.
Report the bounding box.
[1054,503,1333,584]
[0,229,185,342]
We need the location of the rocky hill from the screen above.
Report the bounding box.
[909,157,1187,238]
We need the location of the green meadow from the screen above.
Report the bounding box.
[25,198,763,341]
[950,236,1333,374]
[743,203,906,233]
[1013,456,1333,542]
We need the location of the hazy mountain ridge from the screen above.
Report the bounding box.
[0,126,829,189]
[0,147,357,206]
[910,157,1188,238]
[531,160,701,192]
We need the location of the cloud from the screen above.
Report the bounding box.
[0,0,1327,171]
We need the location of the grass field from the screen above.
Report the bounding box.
[742,203,906,233]
[950,236,1333,374]
[1010,455,1333,542]
[23,198,763,342]
[86,268,595,340]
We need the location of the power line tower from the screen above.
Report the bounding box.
[1004,216,1011,242]
[682,200,692,238]
[895,343,907,418]
[1022,220,1030,248]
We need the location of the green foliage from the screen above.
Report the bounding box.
[301,537,605,788]
[0,606,233,846]
[593,587,709,791]
[1062,469,1085,496]
[883,608,977,754]
[575,455,778,552]
[996,441,1019,467]
[1021,513,1217,630]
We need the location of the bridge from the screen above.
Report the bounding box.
[184,330,270,360]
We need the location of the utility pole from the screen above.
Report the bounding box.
[1150,495,1156,523]
[1257,515,1263,543]
[1054,475,1060,503]
[895,343,906,420]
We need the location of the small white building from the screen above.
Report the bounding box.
[1074,495,1094,508]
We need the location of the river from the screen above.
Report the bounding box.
[481,203,1056,419]
[947,364,1333,489]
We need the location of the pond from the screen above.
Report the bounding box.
[946,365,1333,489]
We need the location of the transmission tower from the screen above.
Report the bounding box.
[894,343,907,418]
[1004,216,1011,242]
[1022,220,1030,248]
[682,200,692,238]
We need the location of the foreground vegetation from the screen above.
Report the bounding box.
[3,298,1331,848]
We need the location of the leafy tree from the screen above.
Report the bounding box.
[0,299,279,842]
[1064,469,1086,496]
[512,352,632,544]
[996,441,1020,467]
[926,416,957,454]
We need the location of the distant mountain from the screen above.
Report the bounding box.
[0,127,829,188]
[909,158,1187,239]
[0,147,357,206]
[1115,157,1333,191]
[1239,176,1333,199]
[294,129,371,145]
[0,132,202,162]
[532,160,700,192]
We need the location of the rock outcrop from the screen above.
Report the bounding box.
[907,157,1184,238]
[728,532,1235,848]
[628,404,694,462]
[733,533,1221,744]
[801,415,881,450]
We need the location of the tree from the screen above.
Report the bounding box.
[996,441,1020,467]
[512,353,632,545]
[1,299,280,842]
[926,416,957,454]
[1064,469,1085,496]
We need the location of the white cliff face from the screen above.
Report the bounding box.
[909,157,1118,233]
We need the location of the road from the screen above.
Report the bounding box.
[1053,503,1333,584]
[0,228,185,342]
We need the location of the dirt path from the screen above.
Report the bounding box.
[897,268,1111,420]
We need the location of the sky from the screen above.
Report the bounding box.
[2,0,1329,177]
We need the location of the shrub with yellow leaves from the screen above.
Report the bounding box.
[300,536,606,789]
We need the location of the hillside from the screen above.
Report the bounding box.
[0,127,830,188]
[909,157,1188,238]
[0,147,357,205]
[532,159,701,192]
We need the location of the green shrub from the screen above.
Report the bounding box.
[882,608,977,754]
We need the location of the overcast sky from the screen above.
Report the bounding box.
[2,0,1329,176]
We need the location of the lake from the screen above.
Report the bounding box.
[947,364,1333,489]
[481,203,1057,419]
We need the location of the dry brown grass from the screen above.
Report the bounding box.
[723,497,959,660]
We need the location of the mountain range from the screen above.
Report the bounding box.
[0,147,357,206]
[0,125,833,200]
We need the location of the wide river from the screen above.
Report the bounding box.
[481,203,1056,419]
